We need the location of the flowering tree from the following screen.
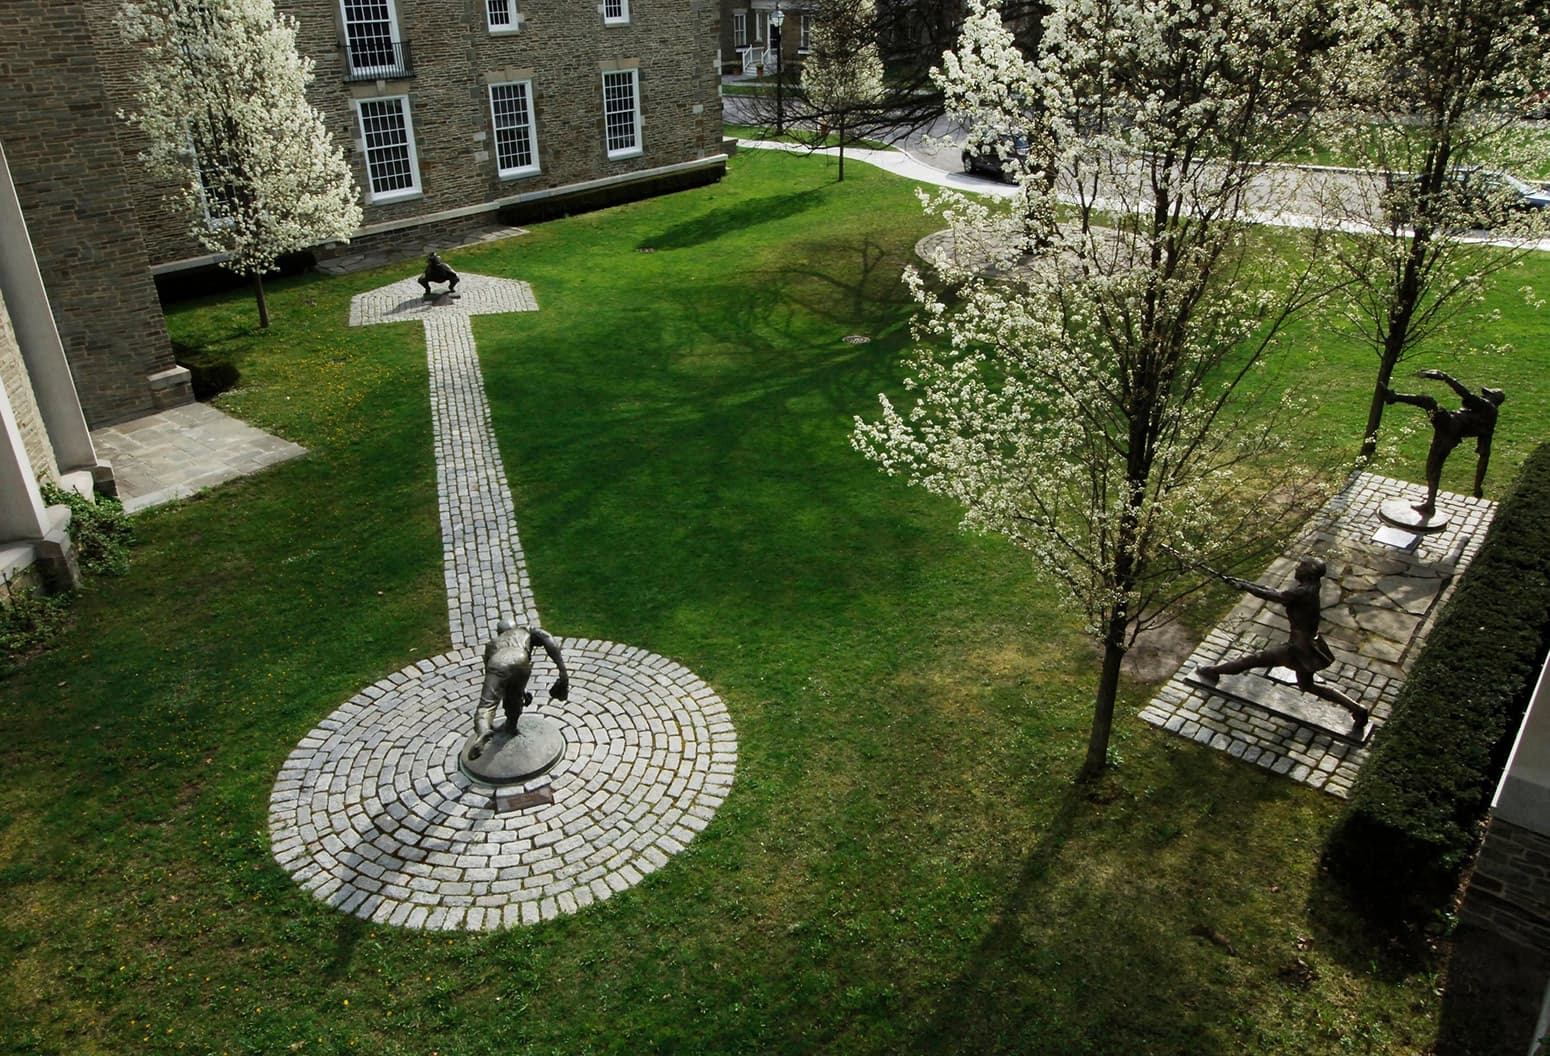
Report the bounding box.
[120,0,362,327]
[800,0,886,181]
[1322,0,1550,460]
[853,0,1348,778]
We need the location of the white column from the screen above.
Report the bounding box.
[0,139,99,473]
[0,372,48,542]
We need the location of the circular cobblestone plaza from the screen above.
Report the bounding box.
[268,276,737,930]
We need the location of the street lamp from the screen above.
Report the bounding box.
[769,5,785,137]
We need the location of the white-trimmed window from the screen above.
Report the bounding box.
[799,13,811,50]
[355,96,420,202]
[755,10,767,42]
[602,69,641,159]
[489,81,539,177]
[732,11,746,46]
[341,0,401,76]
[487,0,517,32]
[603,0,629,25]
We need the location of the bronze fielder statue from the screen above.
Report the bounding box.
[1384,369,1504,517]
[1196,557,1368,736]
[468,618,569,760]
[417,252,460,298]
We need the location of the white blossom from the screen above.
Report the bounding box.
[854,0,1345,775]
[119,0,362,323]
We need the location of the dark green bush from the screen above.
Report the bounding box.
[1324,443,1550,922]
[38,482,135,577]
[0,588,70,677]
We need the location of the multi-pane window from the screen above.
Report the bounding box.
[489,81,539,177]
[341,0,399,74]
[355,96,420,201]
[602,69,641,159]
[487,0,516,32]
[799,14,811,50]
[603,0,629,24]
[732,11,746,46]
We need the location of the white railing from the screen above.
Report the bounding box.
[740,45,776,75]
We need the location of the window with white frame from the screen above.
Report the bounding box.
[602,69,641,159]
[603,0,629,24]
[341,0,400,75]
[355,96,420,201]
[755,9,767,41]
[487,0,517,32]
[732,11,746,46]
[489,81,539,177]
[799,13,811,50]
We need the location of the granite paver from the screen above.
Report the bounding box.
[1141,471,1495,796]
[268,273,737,929]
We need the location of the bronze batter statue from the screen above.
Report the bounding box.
[468,619,569,759]
[418,252,460,298]
[1384,369,1504,517]
[1196,557,1368,736]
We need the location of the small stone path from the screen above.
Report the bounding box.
[1142,471,1495,797]
[268,272,737,930]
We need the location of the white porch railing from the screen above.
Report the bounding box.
[740,45,776,75]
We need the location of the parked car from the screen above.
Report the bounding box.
[961,133,1030,182]
[1383,166,1550,227]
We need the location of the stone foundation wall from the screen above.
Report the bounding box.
[1463,816,1550,955]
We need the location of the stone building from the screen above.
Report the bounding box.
[98,0,729,272]
[720,1,815,75]
[0,1,193,429]
[0,0,724,427]
[0,140,115,598]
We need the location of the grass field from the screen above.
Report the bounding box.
[3,149,1549,1054]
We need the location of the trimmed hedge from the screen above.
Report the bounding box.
[1324,443,1550,922]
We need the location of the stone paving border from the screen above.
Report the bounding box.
[268,273,737,929]
[1142,471,1495,797]
[269,640,735,930]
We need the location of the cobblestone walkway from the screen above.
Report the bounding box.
[268,274,737,930]
[1142,472,1495,796]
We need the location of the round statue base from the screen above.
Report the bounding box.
[458,714,566,787]
[1378,497,1450,533]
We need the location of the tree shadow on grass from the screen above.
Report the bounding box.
[636,188,827,251]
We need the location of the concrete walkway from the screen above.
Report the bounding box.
[267,275,737,931]
[90,402,306,513]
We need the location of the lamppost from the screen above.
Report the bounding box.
[769,5,785,136]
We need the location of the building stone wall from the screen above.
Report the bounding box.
[0,287,56,488]
[95,0,725,270]
[1463,816,1550,954]
[0,1,182,427]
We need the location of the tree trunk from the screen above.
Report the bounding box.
[837,115,846,182]
[1080,612,1128,780]
[252,273,271,329]
[1359,224,1429,460]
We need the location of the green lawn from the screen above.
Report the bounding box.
[3,149,1549,1055]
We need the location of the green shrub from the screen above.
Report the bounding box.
[1324,443,1550,923]
[0,588,70,677]
[38,482,135,577]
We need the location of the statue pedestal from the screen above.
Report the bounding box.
[1378,497,1450,532]
[459,714,566,786]
[1187,668,1371,742]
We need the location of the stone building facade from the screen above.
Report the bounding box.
[0,1,192,428]
[719,0,815,75]
[95,0,728,271]
[0,140,113,598]
[1462,660,1550,955]
[0,1,722,428]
